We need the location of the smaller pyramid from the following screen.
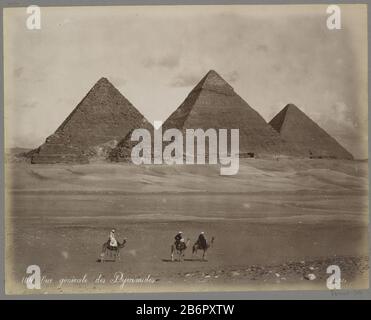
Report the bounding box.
[269,104,353,159]
[109,122,154,162]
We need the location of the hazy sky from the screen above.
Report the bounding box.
[4,5,368,158]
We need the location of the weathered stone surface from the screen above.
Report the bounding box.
[269,104,353,160]
[31,77,151,164]
[163,70,299,158]
[109,122,154,162]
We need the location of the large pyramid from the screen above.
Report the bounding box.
[31,77,151,164]
[162,70,298,157]
[269,103,353,159]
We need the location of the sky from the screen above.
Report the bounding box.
[4,4,368,158]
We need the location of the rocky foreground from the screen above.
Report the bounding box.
[167,256,369,290]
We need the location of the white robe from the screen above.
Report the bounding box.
[109,232,118,247]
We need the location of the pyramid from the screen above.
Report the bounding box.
[269,104,353,159]
[108,122,154,162]
[31,77,151,164]
[162,70,298,157]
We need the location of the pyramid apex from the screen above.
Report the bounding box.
[284,103,300,111]
[269,104,303,133]
[96,77,111,84]
[206,69,219,75]
[204,69,224,80]
[92,77,117,90]
[192,69,234,95]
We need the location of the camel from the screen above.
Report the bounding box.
[192,236,215,260]
[99,238,127,262]
[171,238,190,262]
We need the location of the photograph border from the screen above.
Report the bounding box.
[0,0,369,300]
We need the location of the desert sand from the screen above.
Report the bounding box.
[5,158,369,294]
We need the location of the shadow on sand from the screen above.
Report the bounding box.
[184,258,208,262]
[161,258,208,262]
[96,259,117,262]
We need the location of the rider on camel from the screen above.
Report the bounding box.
[196,232,207,249]
[174,231,183,247]
[108,229,118,249]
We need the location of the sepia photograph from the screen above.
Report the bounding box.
[3,3,368,295]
